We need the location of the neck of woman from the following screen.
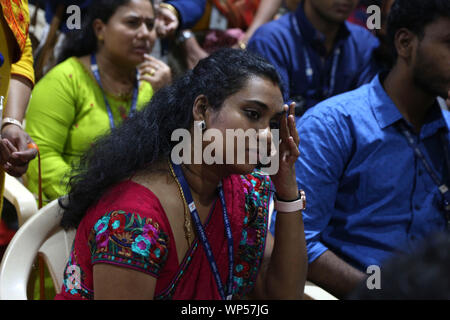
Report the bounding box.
[181,163,226,206]
[95,50,137,93]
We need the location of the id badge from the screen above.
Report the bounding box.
[209,6,228,30]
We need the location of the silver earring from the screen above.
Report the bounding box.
[198,120,206,131]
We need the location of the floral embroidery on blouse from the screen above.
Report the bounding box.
[89,210,169,277]
[61,244,93,300]
[232,171,271,299]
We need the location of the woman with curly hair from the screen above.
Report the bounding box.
[55,48,307,300]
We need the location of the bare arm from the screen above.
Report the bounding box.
[93,264,157,300]
[308,250,367,299]
[238,0,283,47]
[1,75,37,176]
[251,210,307,300]
[250,103,307,300]
[181,33,208,70]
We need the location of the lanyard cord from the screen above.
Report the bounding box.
[291,15,341,99]
[397,122,450,230]
[169,160,234,300]
[90,54,139,129]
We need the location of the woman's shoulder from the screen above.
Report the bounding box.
[95,179,167,219]
[40,56,91,82]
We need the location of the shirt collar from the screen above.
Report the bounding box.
[369,74,404,129]
[370,74,450,135]
[295,2,351,54]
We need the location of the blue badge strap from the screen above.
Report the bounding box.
[398,122,450,223]
[90,54,139,129]
[325,47,341,97]
[292,15,340,99]
[440,133,450,230]
[170,161,234,300]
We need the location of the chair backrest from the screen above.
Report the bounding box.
[304,281,338,300]
[4,173,38,226]
[0,199,75,300]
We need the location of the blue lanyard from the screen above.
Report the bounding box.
[90,54,139,129]
[291,15,341,99]
[398,121,450,230]
[170,160,234,300]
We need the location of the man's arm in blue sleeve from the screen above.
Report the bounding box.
[166,0,207,30]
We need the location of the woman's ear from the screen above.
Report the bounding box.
[93,18,106,42]
[192,95,209,122]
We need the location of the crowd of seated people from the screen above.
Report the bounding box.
[0,0,449,301]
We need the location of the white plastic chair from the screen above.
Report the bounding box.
[304,281,338,300]
[0,199,75,300]
[3,173,38,226]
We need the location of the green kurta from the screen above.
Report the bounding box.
[25,57,153,202]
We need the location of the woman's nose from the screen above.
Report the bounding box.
[258,126,278,158]
[137,22,153,39]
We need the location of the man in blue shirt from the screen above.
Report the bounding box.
[247,0,380,114]
[291,0,450,298]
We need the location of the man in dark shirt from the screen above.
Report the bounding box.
[247,0,380,115]
[293,0,450,298]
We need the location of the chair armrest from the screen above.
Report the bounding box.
[4,173,38,226]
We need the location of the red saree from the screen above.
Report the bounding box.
[55,171,271,300]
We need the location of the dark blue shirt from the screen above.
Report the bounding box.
[290,74,450,270]
[247,4,380,111]
[166,0,206,30]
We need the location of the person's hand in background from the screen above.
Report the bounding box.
[138,54,172,92]
[156,3,179,38]
[1,125,37,177]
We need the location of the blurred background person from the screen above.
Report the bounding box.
[247,0,381,116]
[24,0,171,203]
[0,0,38,255]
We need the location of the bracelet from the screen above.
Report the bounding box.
[274,190,306,213]
[159,3,180,20]
[1,117,23,130]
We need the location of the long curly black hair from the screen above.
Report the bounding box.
[60,48,282,229]
[57,0,154,63]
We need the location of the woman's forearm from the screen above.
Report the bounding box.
[265,208,307,299]
[4,75,33,122]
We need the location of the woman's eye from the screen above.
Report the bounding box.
[270,120,280,129]
[127,20,140,27]
[146,21,155,30]
[245,110,260,120]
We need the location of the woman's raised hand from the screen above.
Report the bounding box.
[270,102,300,201]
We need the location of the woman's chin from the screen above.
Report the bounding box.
[227,163,258,175]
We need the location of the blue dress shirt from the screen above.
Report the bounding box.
[280,74,450,271]
[247,3,380,111]
[166,0,206,30]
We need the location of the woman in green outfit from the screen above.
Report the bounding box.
[25,0,171,202]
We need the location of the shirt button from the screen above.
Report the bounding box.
[414,204,421,210]
[418,169,423,176]
[410,234,417,241]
